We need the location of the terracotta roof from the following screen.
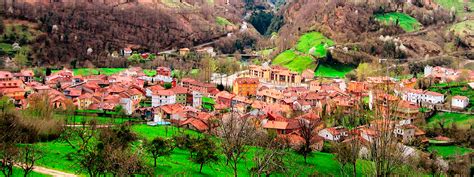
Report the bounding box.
[216,91,235,100]
[169,86,187,94]
[148,85,164,92]
[67,89,82,97]
[180,118,208,132]
[0,71,13,79]
[423,91,443,97]
[160,104,184,114]
[154,89,175,96]
[263,121,289,130]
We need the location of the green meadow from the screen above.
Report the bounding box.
[375,12,422,32]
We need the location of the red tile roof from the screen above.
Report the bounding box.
[154,89,175,96]
[234,77,259,85]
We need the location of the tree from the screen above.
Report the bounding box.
[145,137,175,167]
[296,119,318,163]
[189,136,219,173]
[333,138,361,176]
[250,134,289,176]
[219,112,257,177]
[16,145,44,177]
[0,145,17,177]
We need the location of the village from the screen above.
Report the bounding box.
[0,61,472,157]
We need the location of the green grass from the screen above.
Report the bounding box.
[52,68,126,76]
[435,0,474,17]
[216,16,234,26]
[428,82,474,111]
[426,112,474,130]
[32,124,425,176]
[296,32,334,57]
[272,50,316,73]
[143,69,156,77]
[427,145,473,157]
[375,12,422,32]
[314,62,355,78]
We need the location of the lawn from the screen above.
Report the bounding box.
[428,82,474,111]
[427,145,473,157]
[314,62,355,78]
[434,0,474,17]
[73,68,125,76]
[143,69,156,77]
[216,16,234,26]
[296,32,334,57]
[375,12,422,32]
[426,112,474,130]
[272,50,316,73]
[30,124,429,176]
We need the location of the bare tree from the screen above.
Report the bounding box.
[16,145,44,177]
[250,133,289,176]
[219,112,257,177]
[296,119,317,163]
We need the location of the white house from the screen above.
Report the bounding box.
[152,90,176,107]
[422,91,444,104]
[401,88,424,104]
[402,88,444,105]
[452,95,469,109]
[192,91,203,108]
[318,127,348,141]
[119,97,133,115]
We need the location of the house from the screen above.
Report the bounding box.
[180,118,209,132]
[123,47,132,57]
[169,86,187,105]
[451,95,469,110]
[179,48,190,56]
[156,67,171,77]
[318,126,348,141]
[301,69,315,81]
[216,91,235,108]
[394,124,426,143]
[151,90,176,107]
[145,85,164,97]
[232,77,259,96]
[192,91,203,108]
[248,65,302,86]
[423,91,444,104]
[257,88,283,104]
[154,104,185,123]
[262,120,299,135]
[14,69,34,82]
[77,93,98,110]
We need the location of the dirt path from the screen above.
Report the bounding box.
[15,165,77,177]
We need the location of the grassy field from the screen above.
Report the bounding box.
[52,68,126,76]
[296,32,334,57]
[426,112,474,130]
[272,50,316,73]
[427,145,473,157]
[375,12,422,32]
[143,69,157,77]
[314,62,355,78]
[216,16,234,26]
[434,0,474,17]
[428,82,474,111]
[32,124,382,176]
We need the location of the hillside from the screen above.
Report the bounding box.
[2,1,247,67]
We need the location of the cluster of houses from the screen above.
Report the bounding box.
[0,64,471,150]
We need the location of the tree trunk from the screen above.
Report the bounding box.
[304,155,307,163]
[199,163,203,173]
[353,162,357,177]
[154,158,157,167]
